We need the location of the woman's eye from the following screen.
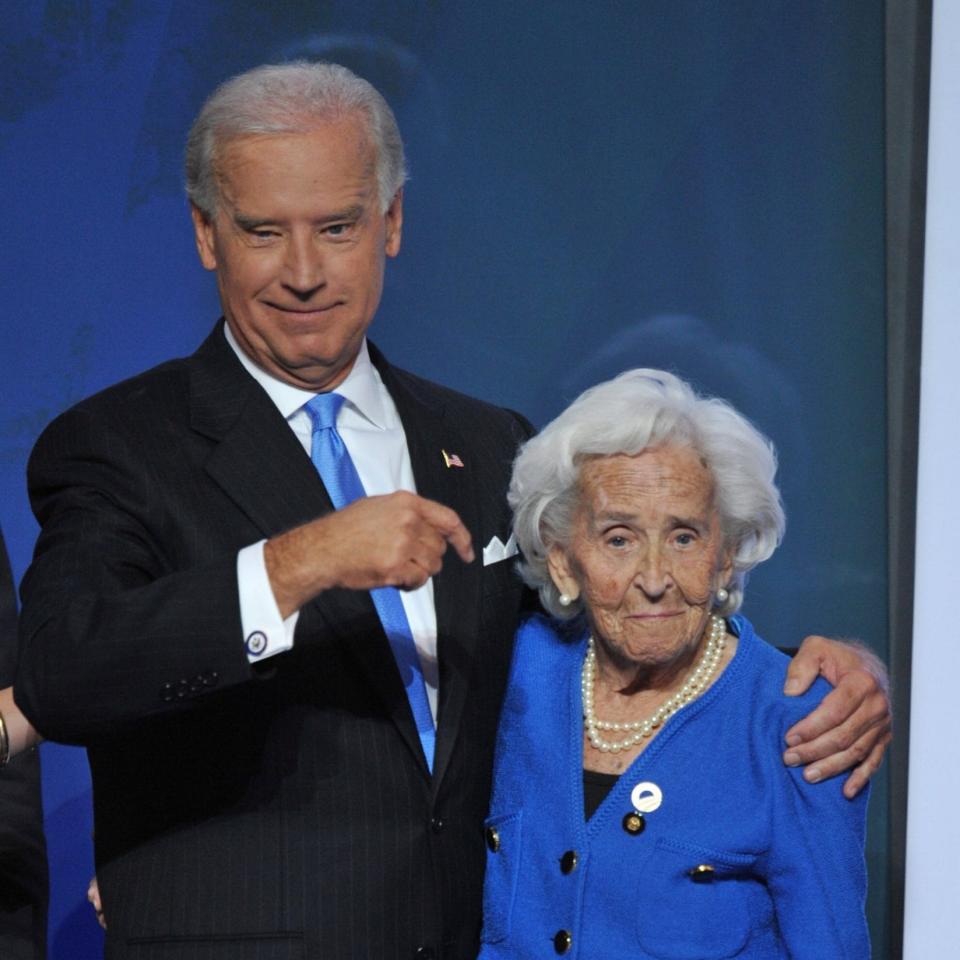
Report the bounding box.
[675,532,695,546]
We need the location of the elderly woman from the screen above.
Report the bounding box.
[479,369,869,959]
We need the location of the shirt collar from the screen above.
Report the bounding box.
[222,323,388,429]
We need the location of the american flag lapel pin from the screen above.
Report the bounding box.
[442,449,465,469]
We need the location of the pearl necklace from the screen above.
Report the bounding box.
[582,614,727,753]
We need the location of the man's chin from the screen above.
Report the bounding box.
[269,352,358,392]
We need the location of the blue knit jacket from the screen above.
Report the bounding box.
[478,614,869,959]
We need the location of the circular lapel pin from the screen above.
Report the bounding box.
[630,781,663,814]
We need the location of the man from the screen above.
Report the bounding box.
[16,62,889,959]
[0,529,47,960]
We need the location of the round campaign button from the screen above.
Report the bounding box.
[630,781,663,814]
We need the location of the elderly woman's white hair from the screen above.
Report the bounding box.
[509,368,785,619]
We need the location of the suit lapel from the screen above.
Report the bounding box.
[188,327,437,777]
[373,347,483,788]
[190,332,333,538]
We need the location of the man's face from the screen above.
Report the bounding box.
[192,116,402,391]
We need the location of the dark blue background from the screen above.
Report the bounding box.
[0,2,888,955]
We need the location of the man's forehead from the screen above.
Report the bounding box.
[215,115,375,169]
[211,123,379,212]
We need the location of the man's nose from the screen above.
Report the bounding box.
[282,234,325,299]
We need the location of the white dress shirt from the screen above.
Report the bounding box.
[225,324,439,720]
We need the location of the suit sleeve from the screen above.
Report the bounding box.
[0,528,22,688]
[0,529,48,957]
[762,685,871,958]
[16,407,256,744]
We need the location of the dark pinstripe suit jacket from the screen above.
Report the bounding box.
[18,323,532,960]
[0,530,47,960]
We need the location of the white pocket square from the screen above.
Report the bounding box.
[483,532,518,566]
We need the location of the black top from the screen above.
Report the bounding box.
[583,768,619,820]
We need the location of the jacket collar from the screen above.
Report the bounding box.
[188,323,482,786]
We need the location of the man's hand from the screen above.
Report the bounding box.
[265,491,474,617]
[87,876,106,929]
[0,686,42,758]
[781,635,891,799]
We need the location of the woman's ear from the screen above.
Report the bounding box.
[547,546,580,602]
[717,548,735,597]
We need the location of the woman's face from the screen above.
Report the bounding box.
[548,445,733,673]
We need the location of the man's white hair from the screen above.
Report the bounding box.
[185,60,407,217]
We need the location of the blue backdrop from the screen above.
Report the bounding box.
[1,2,888,956]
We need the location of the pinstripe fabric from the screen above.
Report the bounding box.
[17,324,533,960]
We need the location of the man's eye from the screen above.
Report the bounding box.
[607,535,628,547]
[675,532,695,546]
[325,223,349,236]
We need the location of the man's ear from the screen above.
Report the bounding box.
[190,203,218,271]
[547,546,580,602]
[384,188,403,258]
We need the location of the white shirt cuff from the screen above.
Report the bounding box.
[237,540,299,661]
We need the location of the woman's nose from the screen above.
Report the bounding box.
[633,549,671,598]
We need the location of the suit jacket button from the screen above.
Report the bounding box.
[560,850,578,874]
[430,816,445,834]
[486,826,500,852]
[553,929,573,954]
[413,947,436,960]
[160,682,174,703]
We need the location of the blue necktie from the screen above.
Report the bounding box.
[305,392,436,772]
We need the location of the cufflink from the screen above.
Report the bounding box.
[246,631,268,657]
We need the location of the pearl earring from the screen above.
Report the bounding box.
[715,587,729,605]
[559,593,573,607]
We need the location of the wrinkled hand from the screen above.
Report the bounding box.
[782,636,891,798]
[265,492,474,617]
[87,876,106,929]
